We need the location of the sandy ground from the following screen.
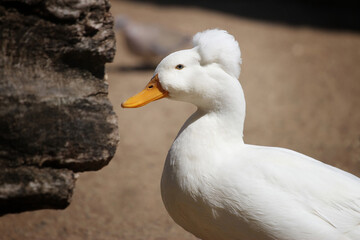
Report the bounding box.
[1,1,360,239]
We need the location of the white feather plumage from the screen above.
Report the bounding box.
[193,29,242,79]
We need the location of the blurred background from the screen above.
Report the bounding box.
[1,0,360,239]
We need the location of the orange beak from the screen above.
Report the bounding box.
[121,74,168,108]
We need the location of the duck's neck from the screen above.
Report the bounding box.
[177,81,246,145]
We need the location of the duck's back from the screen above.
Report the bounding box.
[225,145,360,239]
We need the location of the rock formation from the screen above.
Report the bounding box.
[0,0,119,215]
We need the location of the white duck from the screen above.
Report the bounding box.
[122,29,360,240]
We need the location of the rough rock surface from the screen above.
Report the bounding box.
[0,0,119,215]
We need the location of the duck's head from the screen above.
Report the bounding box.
[121,29,242,110]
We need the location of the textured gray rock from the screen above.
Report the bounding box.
[0,0,119,214]
[0,167,76,214]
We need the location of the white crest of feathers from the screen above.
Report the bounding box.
[193,29,242,79]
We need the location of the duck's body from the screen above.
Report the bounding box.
[122,29,360,240]
[161,109,360,240]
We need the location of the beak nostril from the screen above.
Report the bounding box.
[122,73,166,108]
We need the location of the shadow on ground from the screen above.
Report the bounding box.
[131,0,360,31]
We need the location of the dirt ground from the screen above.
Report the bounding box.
[1,1,360,239]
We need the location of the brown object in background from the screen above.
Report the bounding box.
[0,0,119,215]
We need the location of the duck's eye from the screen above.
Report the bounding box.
[175,64,184,70]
